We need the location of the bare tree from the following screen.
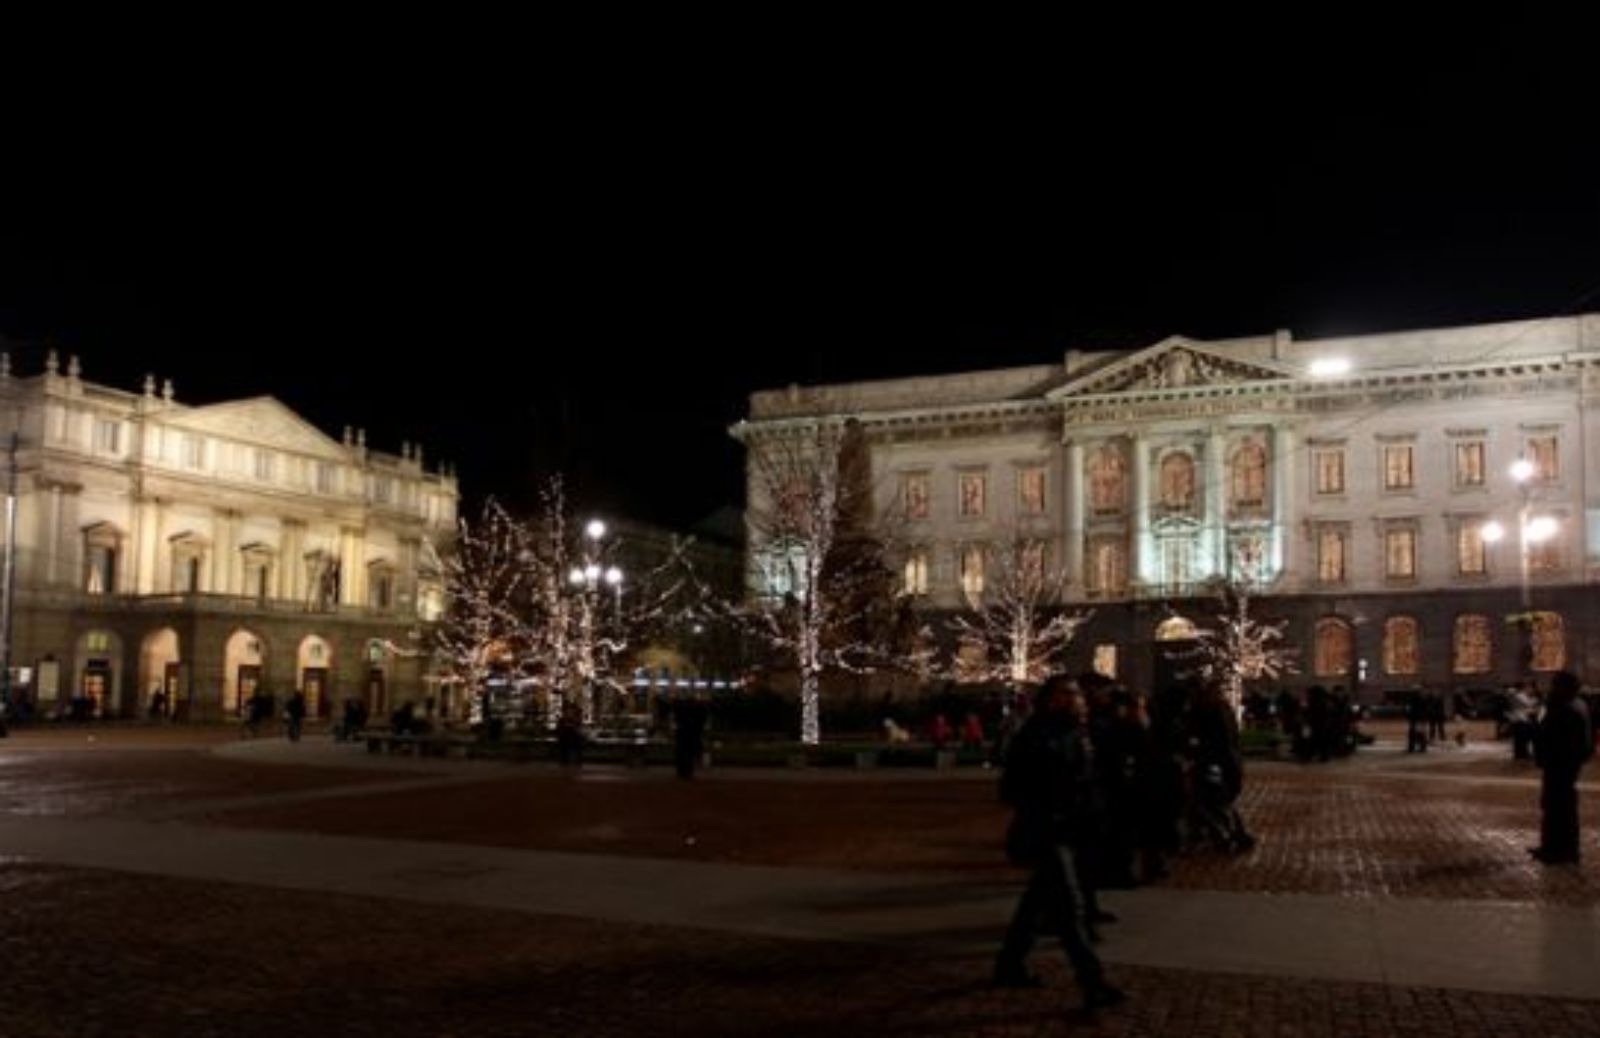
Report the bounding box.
[1198,580,1298,718]
[947,532,1090,689]
[734,420,893,745]
[425,498,531,714]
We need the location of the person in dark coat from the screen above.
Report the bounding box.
[672,694,709,779]
[993,676,1126,1014]
[1405,690,1430,754]
[1530,671,1593,864]
[1187,683,1256,852]
[284,690,307,743]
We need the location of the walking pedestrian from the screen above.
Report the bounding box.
[993,676,1126,1014]
[285,689,306,743]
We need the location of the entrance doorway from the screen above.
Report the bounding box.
[366,667,386,716]
[301,667,329,719]
[81,661,111,718]
[236,664,262,715]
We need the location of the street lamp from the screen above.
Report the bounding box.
[1499,460,1556,674]
[568,519,625,725]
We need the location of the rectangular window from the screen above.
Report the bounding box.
[1317,528,1346,583]
[902,548,929,596]
[1089,537,1127,595]
[1017,467,1047,516]
[1382,445,1414,491]
[1457,523,1488,576]
[1529,535,1562,574]
[254,449,275,482]
[1454,441,1485,488]
[1385,527,1417,580]
[1314,449,1344,495]
[183,434,205,470]
[316,462,336,494]
[1528,435,1559,482]
[373,477,392,504]
[1019,540,1045,588]
[93,419,120,454]
[900,472,930,520]
[960,544,985,598]
[958,472,987,518]
[86,545,116,594]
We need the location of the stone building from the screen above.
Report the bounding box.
[0,350,459,721]
[735,313,1600,700]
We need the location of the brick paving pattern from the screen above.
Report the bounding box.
[4,863,1600,1038]
[3,728,1598,1036]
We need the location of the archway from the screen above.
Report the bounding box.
[1152,614,1202,694]
[224,629,267,716]
[139,628,182,718]
[297,634,334,719]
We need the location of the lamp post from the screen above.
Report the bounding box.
[1483,459,1556,675]
[568,519,624,725]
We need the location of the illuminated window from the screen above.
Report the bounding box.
[1457,522,1489,576]
[1159,452,1195,511]
[1383,616,1419,675]
[1088,537,1127,595]
[1313,617,1353,677]
[960,544,986,599]
[1017,467,1047,516]
[1314,449,1344,495]
[1530,611,1565,672]
[1384,527,1417,580]
[1454,441,1485,488]
[958,472,987,518]
[1452,614,1492,675]
[901,472,930,520]
[1527,435,1559,482]
[1382,444,1414,491]
[902,548,929,596]
[1317,527,1346,583]
[1088,445,1126,513]
[1230,441,1267,509]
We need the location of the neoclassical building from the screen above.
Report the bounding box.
[737,313,1600,698]
[0,351,458,721]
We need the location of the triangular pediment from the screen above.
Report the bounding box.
[1047,337,1296,399]
[162,397,346,458]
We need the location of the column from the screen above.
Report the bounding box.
[210,509,230,594]
[44,483,62,587]
[279,519,303,602]
[134,498,161,595]
[1273,423,1296,584]
[58,485,82,588]
[339,526,364,606]
[1065,440,1085,591]
[1207,427,1227,578]
[1132,435,1151,585]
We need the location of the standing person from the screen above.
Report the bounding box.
[285,689,306,743]
[1507,683,1537,760]
[1530,671,1593,864]
[993,676,1126,1014]
[1187,683,1256,852]
[672,694,709,779]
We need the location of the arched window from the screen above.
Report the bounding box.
[1382,616,1419,675]
[1159,452,1195,511]
[1313,617,1353,677]
[1531,611,1565,672]
[1230,441,1268,510]
[1088,444,1127,513]
[1453,614,1492,675]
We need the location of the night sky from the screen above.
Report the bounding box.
[1,55,1594,532]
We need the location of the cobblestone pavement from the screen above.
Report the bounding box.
[3,728,1599,1036]
[4,863,1600,1038]
[198,749,1600,905]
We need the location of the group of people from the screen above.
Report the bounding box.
[994,672,1255,1014]
[240,688,307,741]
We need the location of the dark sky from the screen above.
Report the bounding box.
[1,50,1595,530]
